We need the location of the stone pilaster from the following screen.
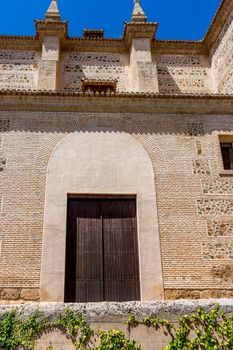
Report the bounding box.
[38,35,60,90]
[35,1,67,91]
[124,5,159,93]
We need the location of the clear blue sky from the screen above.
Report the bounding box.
[0,0,221,40]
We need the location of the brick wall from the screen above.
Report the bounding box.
[1,112,233,300]
[211,9,233,94]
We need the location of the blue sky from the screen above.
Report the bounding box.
[0,0,221,40]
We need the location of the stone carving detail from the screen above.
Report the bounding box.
[202,242,233,260]
[0,119,10,132]
[192,159,210,175]
[197,199,233,215]
[207,220,233,237]
[154,55,213,94]
[196,140,202,155]
[212,264,233,283]
[203,179,233,194]
[186,122,205,136]
[61,52,130,92]
[0,50,39,90]
[211,11,233,94]
[0,156,6,171]
[0,51,36,61]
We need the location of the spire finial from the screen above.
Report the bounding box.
[45,0,61,21]
[132,0,147,23]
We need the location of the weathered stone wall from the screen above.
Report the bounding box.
[60,52,131,92]
[0,300,233,350]
[0,49,217,94]
[60,51,215,94]
[1,112,233,300]
[153,54,214,94]
[211,9,233,94]
[0,50,40,90]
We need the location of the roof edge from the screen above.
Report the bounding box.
[0,0,231,54]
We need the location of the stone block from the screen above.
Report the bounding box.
[35,330,75,350]
[20,288,40,301]
[1,288,20,300]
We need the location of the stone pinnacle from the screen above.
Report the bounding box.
[45,0,61,21]
[132,0,147,23]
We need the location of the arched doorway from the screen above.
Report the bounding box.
[40,131,164,301]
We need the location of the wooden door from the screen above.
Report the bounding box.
[103,199,140,301]
[65,197,140,302]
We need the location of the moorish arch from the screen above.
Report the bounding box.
[40,123,164,302]
[32,113,167,176]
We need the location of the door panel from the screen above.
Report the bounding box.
[103,199,140,301]
[65,198,77,302]
[76,199,103,302]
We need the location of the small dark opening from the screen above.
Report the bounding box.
[220,143,233,170]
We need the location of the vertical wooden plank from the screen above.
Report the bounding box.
[76,199,103,302]
[64,198,77,302]
[103,198,140,302]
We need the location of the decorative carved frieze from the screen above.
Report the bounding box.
[155,55,213,94]
[0,50,39,90]
[0,119,10,132]
[60,52,130,92]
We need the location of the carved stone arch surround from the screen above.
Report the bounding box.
[40,114,164,301]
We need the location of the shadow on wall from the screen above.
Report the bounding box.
[157,66,182,94]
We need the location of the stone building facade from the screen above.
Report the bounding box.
[0,0,233,303]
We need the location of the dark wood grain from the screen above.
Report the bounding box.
[65,197,140,302]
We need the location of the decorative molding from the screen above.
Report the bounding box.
[204,0,233,53]
[0,90,232,114]
[35,20,68,40]
[123,22,158,48]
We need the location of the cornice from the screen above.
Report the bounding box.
[152,40,205,55]
[204,0,233,53]
[62,37,126,53]
[0,36,41,51]
[123,22,158,48]
[35,19,68,40]
[0,90,232,115]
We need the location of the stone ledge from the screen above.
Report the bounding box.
[1,300,233,322]
[0,90,232,114]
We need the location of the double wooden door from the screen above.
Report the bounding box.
[65,197,140,302]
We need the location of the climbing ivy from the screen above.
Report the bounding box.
[98,330,141,350]
[0,305,233,349]
[127,305,233,350]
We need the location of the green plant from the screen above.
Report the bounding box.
[1,305,233,349]
[0,309,21,349]
[165,305,233,350]
[127,305,233,350]
[0,309,52,350]
[98,329,141,350]
[56,308,94,349]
